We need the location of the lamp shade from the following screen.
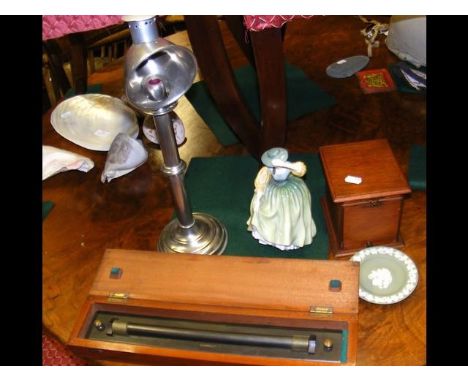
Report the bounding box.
[124,38,197,114]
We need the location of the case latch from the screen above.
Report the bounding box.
[108,292,129,302]
[310,306,333,314]
[366,200,383,208]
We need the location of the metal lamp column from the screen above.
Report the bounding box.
[123,16,227,255]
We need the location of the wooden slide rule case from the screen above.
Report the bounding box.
[69,249,359,365]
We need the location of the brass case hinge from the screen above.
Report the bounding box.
[108,292,129,302]
[310,306,334,314]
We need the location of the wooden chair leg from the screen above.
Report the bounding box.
[68,33,88,94]
[42,40,72,98]
[42,64,57,107]
[88,49,95,74]
[250,28,287,152]
[185,15,261,160]
[186,16,288,159]
[224,15,256,68]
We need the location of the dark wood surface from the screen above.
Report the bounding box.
[43,16,426,365]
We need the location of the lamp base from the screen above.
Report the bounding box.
[157,212,228,255]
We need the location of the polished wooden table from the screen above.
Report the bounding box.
[43,27,426,366]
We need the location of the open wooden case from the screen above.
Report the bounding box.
[68,249,359,365]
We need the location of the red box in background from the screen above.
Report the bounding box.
[356,68,396,94]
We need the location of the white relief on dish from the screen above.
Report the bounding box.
[368,267,393,289]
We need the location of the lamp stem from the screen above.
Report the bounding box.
[152,113,180,167]
[152,113,194,228]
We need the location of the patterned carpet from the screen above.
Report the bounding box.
[42,331,88,366]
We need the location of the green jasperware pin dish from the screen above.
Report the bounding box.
[350,246,418,304]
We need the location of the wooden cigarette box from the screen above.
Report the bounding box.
[68,249,360,365]
[319,139,411,258]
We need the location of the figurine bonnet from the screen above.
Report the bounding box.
[247,148,317,250]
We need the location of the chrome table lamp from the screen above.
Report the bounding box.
[123,16,227,254]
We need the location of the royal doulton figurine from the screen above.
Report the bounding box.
[247,147,317,250]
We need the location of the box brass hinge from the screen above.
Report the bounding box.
[108,292,129,302]
[310,306,333,314]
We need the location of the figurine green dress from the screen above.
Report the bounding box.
[247,148,317,250]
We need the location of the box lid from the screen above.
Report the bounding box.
[91,249,359,315]
[319,139,411,203]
